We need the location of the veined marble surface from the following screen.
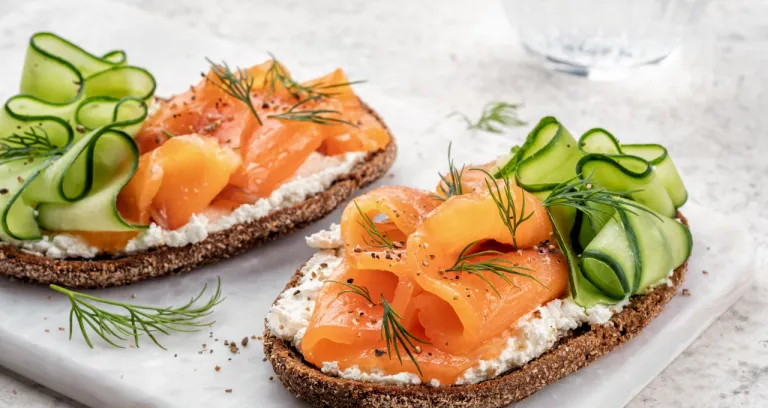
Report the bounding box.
[0,0,766,407]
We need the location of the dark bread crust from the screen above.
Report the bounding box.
[264,214,690,408]
[0,100,396,288]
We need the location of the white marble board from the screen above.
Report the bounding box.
[0,1,756,407]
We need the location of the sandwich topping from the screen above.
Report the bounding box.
[267,117,691,386]
[0,33,389,257]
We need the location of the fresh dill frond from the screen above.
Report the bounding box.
[51,278,224,350]
[268,97,356,127]
[542,174,659,220]
[380,295,430,377]
[353,200,395,249]
[450,101,525,133]
[263,52,365,99]
[327,280,375,304]
[206,58,263,125]
[433,142,465,201]
[328,282,430,377]
[442,242,545,297]
[0,126,61,161]
[477,169,533,249]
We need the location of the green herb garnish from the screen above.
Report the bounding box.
[329,281,429,376]
[268,97,356,126]
[478,169,533,249]
[51,278,224,350]
[353,200,394,249]
[327,279,375,304]
[0,127,61,161]
[450,102,525,133]
[206,58,263,125]
[434,142,465,201]
[542,174,658,220]
[263,52,365,100]
[380,295,429,377]
[442,241,545,297]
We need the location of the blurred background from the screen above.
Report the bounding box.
[0,0,765,407]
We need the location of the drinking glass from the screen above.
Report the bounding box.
[502,0,710,80]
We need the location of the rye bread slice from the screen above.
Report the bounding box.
[263,214,690,408]
[0,99,396,288]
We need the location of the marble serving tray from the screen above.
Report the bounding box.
[0,1,756,407]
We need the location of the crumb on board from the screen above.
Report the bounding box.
[682,288,691,297]
[702,270,709,275]
[225,389,232,393]
[215,365,221,372]
[241,337,249,347]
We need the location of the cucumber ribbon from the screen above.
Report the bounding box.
[0,32,156,240]
[497,117,692,307]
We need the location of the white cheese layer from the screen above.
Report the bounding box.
[265,249,342,350]
[454,297,628,385]
[13,152,364,259]
[266,226,638,387]
[18,234,99,259]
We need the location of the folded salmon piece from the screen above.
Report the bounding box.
[133,62,391,211]
[340,186,440,275]
[300,182,570,384]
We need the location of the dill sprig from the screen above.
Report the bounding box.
[477,169,533,249]
[268,97,356,127]
[450,102,525,133]
[51,278,224,350]
[327,280,375,304]
[329,281,429,376]
[353,200,395,249]
[380,295,429,377]
[263,52,365,99]
[443,242,545,297]
[434,142,465,201]
[542,174,659,220]
[0,127,61,161]
[206,58,263,125]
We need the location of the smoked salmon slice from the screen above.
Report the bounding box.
[339,186,440,275]
[117,134,241,230]
[82,59,392,252]
[300,178,569,384]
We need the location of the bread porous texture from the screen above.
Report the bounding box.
[0,100,396,288]
[263,214,689,408]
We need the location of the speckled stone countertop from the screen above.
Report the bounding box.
[0,0,766,407]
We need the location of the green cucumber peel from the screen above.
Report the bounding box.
[576,154,676,218]
[495,117,691,307]
[578,199,692,306]
[578,128,688,208]
[512,117,584,193]
[0,32,155,241]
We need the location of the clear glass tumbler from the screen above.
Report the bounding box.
[502,0,710,80]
